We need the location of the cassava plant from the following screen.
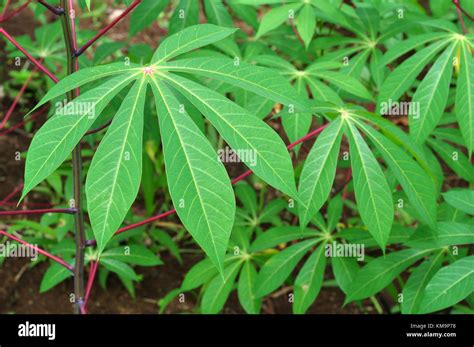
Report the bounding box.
[0,0,473,316]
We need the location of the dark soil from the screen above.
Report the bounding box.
[0,255,368,314]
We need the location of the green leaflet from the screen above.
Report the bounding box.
[250,226,319,252]
[293,243,327,314]
[150,77,235,273]
[101,245,163,266]
[101,258,139,281]
[203,0,241,58]
[235,182,258,217]
[354,119,437,229]
[410,43,456,144]
[201,260,243,314]
[238,261,261,314]
[332,256,359,295]
[456,41,474,157]
[22,73,139,200]
[346,121,393,251]
[129,0,169,36]
[380,32,450,66]
[162,72,298,199]
[204,0,234,27]
[281,77,312,154]
[86,78,147,254]
[29,64,140,115]
[255,238,319,298]
[345,249,432,303]
[305,77,343,105]
[40,262,73,293]
[378,39,450,109]
[151,24,237,64]
[309,70,373,101]
[298,118,343,228]
[419,255,474,313]
[443,189,474,215]
[168,0,199,35]
[405,222,474,249]
[181,258,220,291]
[256,3,303,38]
[160,57,311,111]
[296,4,316,49]
[428,138,474,183]
[401,251,445,314]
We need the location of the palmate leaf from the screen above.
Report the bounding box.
[86,79,147,254]
[24,24,304,270]
[419,255,474,313]
[150,78,235,273]
[298,117,343,228]
[346,120,393,251]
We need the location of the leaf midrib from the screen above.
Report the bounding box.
[97,77,146,250]
[150,76,222,270]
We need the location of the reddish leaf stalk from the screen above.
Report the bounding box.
[74,0,142,57]
[37,0,65,15]
[0,64,39,130]
[289,17,306,48]
[0,201,53,208]
[0,0,31,23]
[0,183,24,205]
[0,0,11,20]
[0,107,47,136]
[453,0,474,23]
[84,119,112,136]
[81,260,99,314]
[0,230,73,271]
[0,28,59,83]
